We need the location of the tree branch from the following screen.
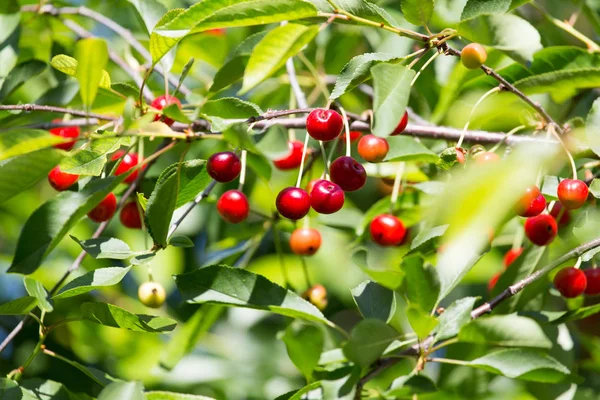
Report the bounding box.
[0,105,117,120]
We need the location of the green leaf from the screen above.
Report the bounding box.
[202,97,262,119]
[459,314,551,348]
[516,68,600,103]
[18,378,95,400]
[549,303,600,324]
[146,392,216,400]
[461,0,514,20]
[386,374,437,397]
[128,0,168,35]
[208,56,248,94]
[174,265,331,325]
[240,23,319,94]
[589,178,600,198]
[98,381,144,400]
[0,296,37,315]
[384,136,439,163]
[467,349,570,382]
[351,280,396,322]
[0,60,47,100]
[169,235,194,248]
[0,148,64,205]
[409,224,448,254]
[81,302,177,333]
[274,382,321,400]
[434,297,478,341]
[371,63,416,137]
[459,14,542,64]
[160,305,223,370]
[256,126,290,160]
[401,0,434,26]
[151,0,318,64]
[74,38,109,107]
[0,11,19,44]
[24,277,53,313]
[223,123,260,153]
[282,324,324,379]
[50,55,112,89]
[402,256,440,313]
[406,305,439,339]
[0,129,66,161]
[9,175,127,274]
[174,160,210,208]
[330,53,400,100]
[343,319,398,367]
[0,377,20,399]
[587,98,600,158]
[72,236,133,259]
[59,150,107,176]
[161,103,192,124]
[351,247,404,291]
[53,267,132,300]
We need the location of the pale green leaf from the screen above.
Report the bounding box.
[401,0,435,26]
[82,302,177,333]
[74,39,109,107]
[351,280,396,322]
[54,267,132,300]
[24,277,53,313]
[343,319,398,367]
[50,55,112,89]
[459,314,552,348]
[330,53,400,100]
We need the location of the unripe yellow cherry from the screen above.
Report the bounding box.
[303,284,328,311]
[138,282,166,308]
[461,43,487,69]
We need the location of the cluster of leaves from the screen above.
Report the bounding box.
[3,0,600,399]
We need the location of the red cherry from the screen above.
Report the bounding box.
[273,140,306,170]
[390,111,408,136]
[120,201,143,229]
[48,166,79,191]
[357,135,389,163]
[111,150,141,184]
[217,190,249,224]
[503,247,523,268]
[488,272,501,292]
[550,202,570,226]
[49,122,80,151]
[524,214,557,246]
[207,152,241,183]
[370,214,406,246]
[306,179,320,193]
[87,193,118,222]
[206,28,226,36]
[309,179,344,214]
[290,228,322,256]
[151,95,182,126]
[554,267,587,298]
[339,130,362,142]
[584,269,600,296]
[276,187,310,220]
[515,186,546,217]
[330,156,367,192]
[557,179,589,210]
[306,109,344,141]
[475,152,500,164]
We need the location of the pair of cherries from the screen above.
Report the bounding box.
[89,196,142,229]
[554,267,600,298]
[205,151,249,224]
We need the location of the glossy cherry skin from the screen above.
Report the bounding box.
[503,247,523,268]
[49,122,80,151]
[306,109,344,141]
[309,180,345,214]
[138,282,166,308]
[217,190,249,223]
[273,140,305,170]
[475,152,500,164]
[303,284,327,310]
[339,130,362,142]
[330,156,367,192]
[370,214,406,246]
[488,272,501,292]
[584,269,600,296]
[290,228,322,256]
[515,186,546,217]
[557,179,589,210]
[456,148,466,164]
[88,193,117,222]
[48,166,79,191]
[151,95,182,126]
[461,43,487,69]
[390,111,408,136]
[111,150,140,184]
[554,267,587,298]
[120,201,143,229]
[550,202,570,226]
[207,151,241,183]
[276,187,310,220]
[524,214,557,246]
[358,135,389,163]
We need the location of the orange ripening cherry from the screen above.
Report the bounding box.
[524,214,557,246]
[461,43,487,69]
[357,134,389,163]
[273,140,305,170]
[303,284,328,310]
[370,214,406,246]
[584,269,600,296]
[88,193,117,223]
[475,151,500,164]
[554,267,586,298]
[514,186,546,217]
[217,190,249,224]
[290,228,322,256]
[151,95,182,126]
[390,111,408,136]
[120,201,143,229]
[306,109,344,141]
[455,148,466,164]
[48,166,79,191]
[557,179,589,210]
[111,150,141,184]
[49,122,80,151]
[503,247,523,268]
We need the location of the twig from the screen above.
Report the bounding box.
[167,180,218,239]
[0,104,117,120]
[286,58,309,109]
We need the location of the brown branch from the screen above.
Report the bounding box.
[0,105,117,120]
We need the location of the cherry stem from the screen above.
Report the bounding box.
[410,50,441,87]
[489,125,527,152]
[390,162,406,209]
[456,87,500,148]
[300,257,312,288]
[296,133,312,188]
[238,150,248,191]
[272,224,292,290]
[548,125,578,179]
[338,107,352,157]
